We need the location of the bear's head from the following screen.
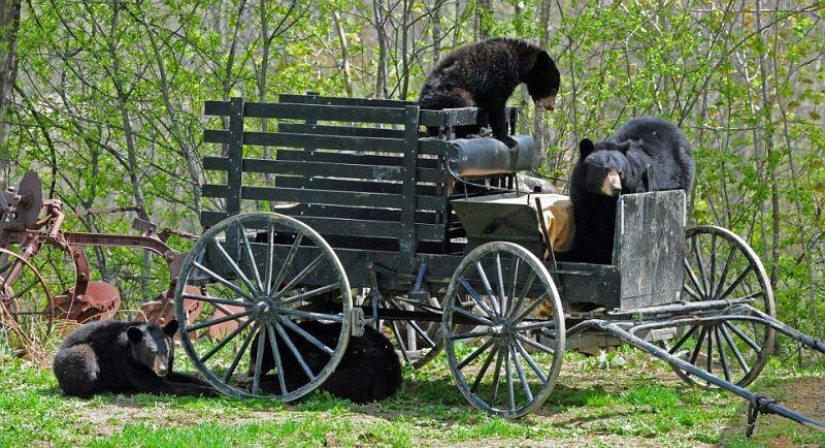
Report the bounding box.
[576,138,631,197]
[127,320,178,377]
[525,51,560,111]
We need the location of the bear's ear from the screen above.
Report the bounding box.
[579,139,595,159]
[163,319,179,337]
[616,140,632,154]
[127,326,144,343]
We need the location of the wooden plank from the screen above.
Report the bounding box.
[202,184,231,198]
[203,156,229,171]
[275,149,406,167]
[279,93,414,108]
[274,177,445,198]
[243,102,407,124]
[418,138,450,157]
[242,158,404,181]
[204,100,233,117]
[201,210,228,228]
[418,107,480,127]
[241,186,445,210]
[204,129,230,144]
[240,131,407,153]
[399,105,420,266]
[276,202,444,224]
[226,97,244,217]
[278,123,406,139]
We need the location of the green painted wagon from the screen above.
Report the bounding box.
[173,93,825,432]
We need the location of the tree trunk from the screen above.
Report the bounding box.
[0,0,22,186]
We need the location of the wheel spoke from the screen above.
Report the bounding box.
[683,257,707,299]
[448,303,495,326]
[266,323,288,395]
[278,282,341,306]
[716,264,754,301]
[511,293,550,324]
[705,324,714,375]
[714,326,731,382]
[668,325,699,355]
[709,233,717,297]
[273,320,317,381]
[390,320,412,364]
[508,257,521,316]
[449,329,493,341]
[239,223,265,293]
[505,348,515,411]
[252,325,267,395]
[515,340,547,382]
[209,239,257,294]
[712,243,737,300]
[469,344,498,393]
[458,277,497,319]
[682,284,703,301]
[495,254,507,316]
[723,321,760,352]
[275,254,326,298]
[183,292,254,308]
[515,333,555,355]
[508,270,537,320]
[276,308,344,322]
[473,261,501,317]
[187,308,257,332]
[192,260,255,302]
[270,231,305,294]
[489,348,505,406]
[265,224,275,295]
[511,345,532,403]
[404,319,437,347]
[199,316,255,364]
[274,316,336,355]
[692,234,711,296]
[720,323,751,373]
[688,326,708,366]
[223,321,259,383]
[456,338,495,370]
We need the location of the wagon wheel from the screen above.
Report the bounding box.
[442,242,565,418]
[372,291,444,368]
[668,225,775,388]
[0,248,55,341]
[175,212,352,401]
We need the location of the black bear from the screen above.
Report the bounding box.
[564,116,695,264]
[249,321,402,403]
[53,319,218,398]
[418,37,560,147]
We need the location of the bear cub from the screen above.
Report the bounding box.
[249,321,402,403]
[565,116,695,265]
[418,37,560,147]
[53,319,218,398]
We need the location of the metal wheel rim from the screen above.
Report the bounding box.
[0,247,55,338]
[442,241,565,418]
[671,225,776,388]
[175,212,352,400]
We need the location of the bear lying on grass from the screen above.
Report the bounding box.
[248,321,402,403]
[564,116,695,265]
[53,319,218,398]
[418,37,560,147]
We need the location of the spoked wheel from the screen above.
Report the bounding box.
[373,292,444,368]
[0,248,55,341]
[175,213,352,401]
[669,225,776,388]
[442,242,565,418]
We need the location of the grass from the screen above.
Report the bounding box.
[2,332,825,447]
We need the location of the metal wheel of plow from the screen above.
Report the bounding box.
[175,213,352,400]
[670,225,776,388]
[442,242,565,418]
[0,248,55,340]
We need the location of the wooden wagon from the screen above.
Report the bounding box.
[171,93,825,433]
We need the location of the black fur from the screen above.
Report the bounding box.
[418,37,560,147]
[249,321,402,403]
[564,117,695,264]
[53,319,217,398]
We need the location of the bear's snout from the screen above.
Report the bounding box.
[535,95,556,111]
[153,357,169,377]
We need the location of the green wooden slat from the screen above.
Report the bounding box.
[202,184,231,198]
[278,123,406,139]
[241,186,445,210]
[418,138,449,156]
[201,210,228,227]
[277,202,443,224]
[204,100,233,116]
[203,156,229,171]
[288,216,445,241]
[242,158,403,181]
[204,129,230,144]
[399,105,421,265]
[275,177,444,198]
[275,149,440,169]
[241,131,407,153]
[243,102,407,124]
[418,107,480,127]
[278,94,414,108]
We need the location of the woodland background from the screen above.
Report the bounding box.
[0,1,823,352]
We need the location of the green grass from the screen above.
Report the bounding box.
[2,338,825,447]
